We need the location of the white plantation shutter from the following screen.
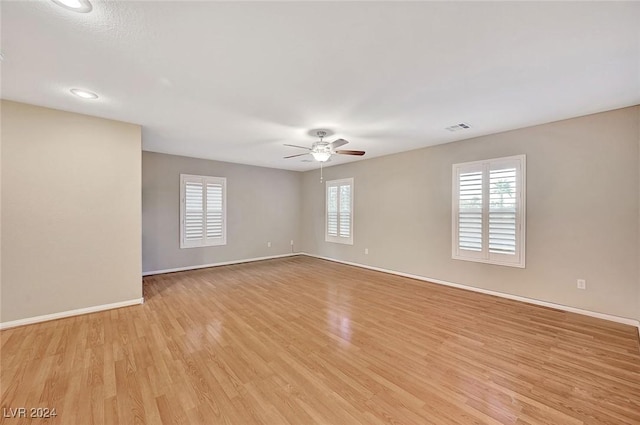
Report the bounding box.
[339,185,351,238]
[453,155,525,267]
[327,186,339,237]
[489,166,517,255]
[206,183,224,239]
[458,168,483,256]
[180,175,227,248]
[184,181,204,242]
[326,178,353,245]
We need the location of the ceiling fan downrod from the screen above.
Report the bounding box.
[316,130,327,141]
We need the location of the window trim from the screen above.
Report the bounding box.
[325,177,354,245]
[452,155,526,268]
[180,174,227,249]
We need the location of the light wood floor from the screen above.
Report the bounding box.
[2,256,639,425]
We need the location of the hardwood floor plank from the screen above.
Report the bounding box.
[2,256,639,424]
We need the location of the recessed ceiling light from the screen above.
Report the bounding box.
[51,0,92,13]
[70,88,99,99]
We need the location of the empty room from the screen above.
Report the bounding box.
[1,1,639,424]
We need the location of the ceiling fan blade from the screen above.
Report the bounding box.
[335,150,365,156]
[330,138,349,149]
[284,144,311,150]
[284,153,309,159]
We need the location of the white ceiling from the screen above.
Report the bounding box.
[2,1,639,171]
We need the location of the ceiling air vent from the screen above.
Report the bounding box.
[445,123,471,132]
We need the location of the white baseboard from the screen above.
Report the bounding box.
[302,253,640,330]
[0,298,144,330]
[5,256,636,337]
[142,252,301,276]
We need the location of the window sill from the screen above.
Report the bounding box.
[452,254,525,268]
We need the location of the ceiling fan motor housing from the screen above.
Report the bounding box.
[312,141,331,153]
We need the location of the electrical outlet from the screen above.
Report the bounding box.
[290,240,294,246]
[267,242,271,248]
[365,248,369,255]
[577,279,586,290]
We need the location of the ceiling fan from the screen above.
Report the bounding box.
[283,130,365,162]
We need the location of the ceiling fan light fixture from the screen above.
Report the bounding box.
[311,151,331,162]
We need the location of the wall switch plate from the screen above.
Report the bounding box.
[267,242,271,248]
[290,240,294,246]
[365,248,369,255]
[577,279,586,290]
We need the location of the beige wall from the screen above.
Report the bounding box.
[3,101,637,324]
[1,101,142,323]
[302,106,640,320]
[142,152,301,273]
